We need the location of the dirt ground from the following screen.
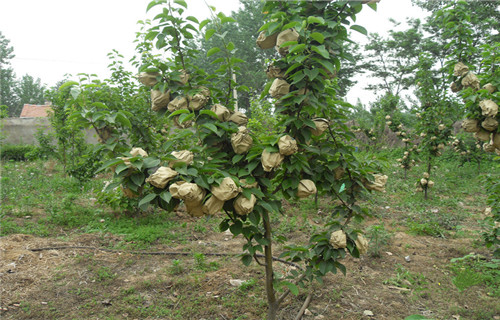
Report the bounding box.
[1,219,499,320]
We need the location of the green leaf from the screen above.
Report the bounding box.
[339,183,346,193]
[220,16,236,24]
[173,0,187,8]
[350,25,367,35]
[282,281,299,296]
[168,109,190,118]
[229,220,243,236]
[232,154,244,164]
[115,112,132,128]
[207,47,221,57]
[241,254,253,266]
[260,81,273,99]
[289,43,306,54]
[310,32,325,44]
[205,28,216,40]
[138,193,157,210]
[202,123,219,136]
[200,110,219,119]
[96,158,123,173]
[143,157,161,168]
[199,19,211,30]
[146,0,166,12]
[70,87,81,100]
[178,112,194,124]
[186,16,199,24]
[307,16,325,25]
[130,172,145,186]
[159,191,172,203]
[226,41,235,52]
[282,21,300,30]
[311,45,330,59]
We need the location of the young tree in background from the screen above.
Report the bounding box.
[0,31,17,116]
[12,74,46,115]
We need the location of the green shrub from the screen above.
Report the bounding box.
[0,144,41,161]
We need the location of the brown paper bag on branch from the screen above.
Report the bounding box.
[188,87,210,111]
[329,230,347,249]
[202,195,225,215]
[138,72,160,87]
[278,135,298,156]
[151,89,171,111]
[479,99,498,117]
[169,181,187,199]
[145,167,178,189]
[482,117,498,132]
[474,129,491,142]
[354,234,368,255]
[269,78,290,99]
[297,179,317,198]
[275,28,299,56]
[461,72,480,90]
[310,118,330,136]
[168,96,188,112]
[256,31,279,49]
[211,177,241,201]
[231,127,253,154]
[453,62,469,77]
[229,111,249,126]
[364,174,388,193]
[462,119,480,133]
[261,149,284,172]
[169,150,194,167]
[211,104,231,121]
[234,194,257,216]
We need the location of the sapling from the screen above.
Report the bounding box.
[99,1,385,319]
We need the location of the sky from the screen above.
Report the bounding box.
[0,0,428,106]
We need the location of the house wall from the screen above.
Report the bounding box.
[1,118,99,145]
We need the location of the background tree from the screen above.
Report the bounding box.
[0,31,17,116]
[12,74,46,115]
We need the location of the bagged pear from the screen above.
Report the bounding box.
[275,28,299,56]
[138,72,160,87]
[297,179,317,198]
[234,194,257,216]
[462,119,480,133]
[151,89,170,111]
[145,167,178,189]
[168,96,188,112]
[169,150,194,167]
[169,181,187,198]
[211,177,241,201]
[178,183,205,204]
[311,118,329,136]
[453,62,469,77]
[269,78,290,99]
[188,87,210,111]
[278,135,298,156]
[482,117,498,132]
[365,174,388,192]
[229,111,249,126]
[173,115,193,129]
[474,129,491,142]
[461,72,480,90]
[256,31,279,49]
[261,149,284,172]
[354,234,369,255]
[202,195,225,215]
[266,64,285,79]
[479,99,498,117]
[329,230,347,249]
[211,104,231,121]
[231,127,253,154]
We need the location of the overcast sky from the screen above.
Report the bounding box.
[0,0,428,106]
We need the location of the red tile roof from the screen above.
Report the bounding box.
[19,104,52,118]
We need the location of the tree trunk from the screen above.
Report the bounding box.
[263,211,278,320]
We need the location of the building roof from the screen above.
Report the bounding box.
[19,104,52,118]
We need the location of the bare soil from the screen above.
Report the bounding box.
[1,212,499,320]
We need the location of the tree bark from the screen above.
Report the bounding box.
[263,211,278,320]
